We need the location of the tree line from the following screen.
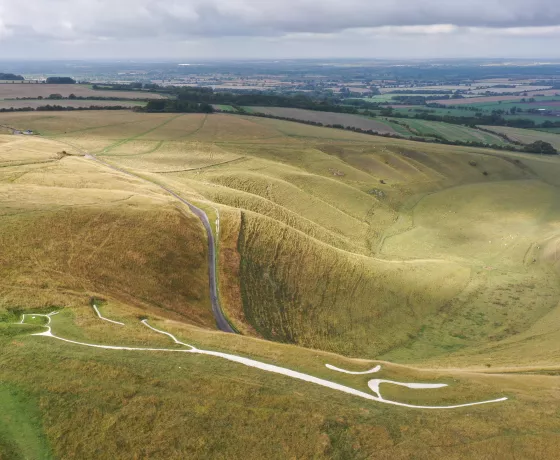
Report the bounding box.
[0,73,24,81]
[236,110,557,155]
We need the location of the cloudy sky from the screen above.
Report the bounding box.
[0,0,559,59]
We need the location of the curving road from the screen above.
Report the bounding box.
[85,153,236,333]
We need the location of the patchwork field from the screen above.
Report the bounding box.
[0,83,165,100]
[2,111,560,458]
[483,126,560,150]
[245,106,398,134]
[386,118,508,145]
[433,91,560,105]
[0,99,144,109]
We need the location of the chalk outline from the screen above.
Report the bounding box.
[16,313,508,410]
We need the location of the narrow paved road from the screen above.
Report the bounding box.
[85,153,236,333]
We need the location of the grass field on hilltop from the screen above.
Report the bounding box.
[245,106,399,134]
[386,118,509,144]
[2,111,560,457]
[483,125,560,150]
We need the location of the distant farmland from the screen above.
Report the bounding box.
[0,84,166,100]
[246,107,398,134]
[0,99,144,109]
[389,118,509,145]
[434,91,560,105]
[483,126,560,150]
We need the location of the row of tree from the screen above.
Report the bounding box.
[0,73,24,81]
[143,100,214,113]
[46,77,76,84]
[240,111,557,154]
[0,105,130,113]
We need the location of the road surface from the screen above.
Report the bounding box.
[85,153,236,333]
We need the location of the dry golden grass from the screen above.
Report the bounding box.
[189,113,291,142]
[0,136,66,165]
[0,143,214,328]
[136,113,208,140]
[249,107,398,134]
[236,209,470,355]
[2,112,554,360]
[3,114,560,458]
[485,125,560,150]
[106,142,242,172]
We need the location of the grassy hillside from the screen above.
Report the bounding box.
[387,118,508,145]
[246,106,398,134]
[0,111,550,358]
[3,305,560,459]
[0,140,214,327]
[2,112,560,457]
[483,125,560,150]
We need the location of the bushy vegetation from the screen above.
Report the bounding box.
[144,99,214,113]
[45,77,76,84]
[523,140,558,154]
[0,73,24,81]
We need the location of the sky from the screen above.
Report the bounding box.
[0,0,560,59]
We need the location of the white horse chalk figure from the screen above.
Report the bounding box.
[17,312,508,410]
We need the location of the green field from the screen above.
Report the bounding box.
[0,384,53,460]
[2,111,560,458]
[384,98,560,125]
[213,104,237,112]
[384,117,508,144]
[242,106,398,134]
[483,125,560,150]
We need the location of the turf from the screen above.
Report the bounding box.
[386,118,508,145]
[1,112,560,458]
[483,126,560,150]
[0,384,53,460]
[245,106,399,134]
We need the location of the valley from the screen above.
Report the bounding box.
[2,111,560,458]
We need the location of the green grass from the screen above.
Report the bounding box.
[0,384,53,460]
[3,309,554,460]
[385,117,508,145]
[387,102,560,124]
[534,127,560,134]
[3,112,560,458]
[214,104,237,112]
[483,126,560,150]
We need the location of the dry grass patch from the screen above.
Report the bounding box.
[250,107,398,134]
[484,125,560,150]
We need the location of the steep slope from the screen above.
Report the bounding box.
[2,113,560,459]
[0,143,214,328]
[1,112,559,360]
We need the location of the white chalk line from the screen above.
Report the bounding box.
[92,305,125,326]
[141,320,196,350]
[326,364,382,375]
[18,313,508,410]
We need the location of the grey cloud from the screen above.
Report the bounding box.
[2,0,560,42]
[0,0,559,59]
